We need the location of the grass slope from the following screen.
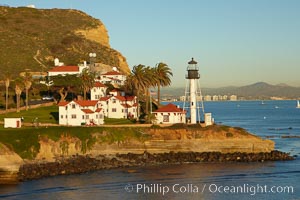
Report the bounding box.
[0,6,127,77]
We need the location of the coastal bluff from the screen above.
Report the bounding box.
[0,143,23,184]
[36,126,274,160]
[0,125,292,183]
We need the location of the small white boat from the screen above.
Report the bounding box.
[297,100,300,108]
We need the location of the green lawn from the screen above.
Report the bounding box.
[0,105,58,124]
[104,117,135,125]
[0,126,146,159]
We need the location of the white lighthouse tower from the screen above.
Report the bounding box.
[183,58,205,124]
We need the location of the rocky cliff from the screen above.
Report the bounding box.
[35,127,275,161]
[0,143,23,184]
[0,6,130,76]
[0,125,288,183]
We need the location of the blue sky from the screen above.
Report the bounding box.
[2,0,300,88]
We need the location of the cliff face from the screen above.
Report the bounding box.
[0,126,277,183]
[0,6,130,76]
[35,128,274,162]
[0,143,23,184]
[75,25,110,48]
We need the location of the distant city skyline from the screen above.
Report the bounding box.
[4,0,300,87]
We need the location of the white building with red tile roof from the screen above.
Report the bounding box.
[152,103,186,124]
[58,100,104,126]
[100,95,137,119]
[90,81,108,100]
[48,65,88,77]
[100,70,126,86]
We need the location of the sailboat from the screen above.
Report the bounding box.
[297,100,300,108]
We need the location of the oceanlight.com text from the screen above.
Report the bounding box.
[124,183,294,196]
[208,183,294,196]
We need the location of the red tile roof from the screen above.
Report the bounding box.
[99,97,110,101]
[95,108,103,112]
[81,109,94,114]
[102,71,123,76]
[94,82,107,88]
[57,101,69,106]
[49,66,79,72]
[125,96,136,101]
[75,100,99,107]
[153,103,185,113]
[121,104,132,108]
[114,96,125,101]
[115,95,135,101]
[132,103,138,107]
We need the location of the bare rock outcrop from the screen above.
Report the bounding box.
[0,143,23,184]
[76,24,110,48]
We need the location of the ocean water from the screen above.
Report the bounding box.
[0,100,299,200]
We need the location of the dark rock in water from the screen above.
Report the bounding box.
[18,150,294,181]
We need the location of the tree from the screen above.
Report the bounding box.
[22,72,32,111]
[144,66,157,114]
[14,78,23,113]
[3,72,11,112]
[80,68,95,100]
[51,74,81,102]
[128,65,149,119]
[154,63,173,105]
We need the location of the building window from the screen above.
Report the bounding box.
[94,88,96,92]
[112,99,116,103]
[82,115,85,119]
[65,106,68,110]
[72,104,76,109]
[61,115,63,119]
[86,115,89,119]
[71,114,76,119]
[66,115,68,118]
[99,114,103,119]
[112,108,117,112]
[163,115,169,122]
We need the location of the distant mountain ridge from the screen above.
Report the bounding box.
[0,6,130,77]
[161,82,300,99]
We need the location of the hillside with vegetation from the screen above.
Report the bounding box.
[0,6,129,77]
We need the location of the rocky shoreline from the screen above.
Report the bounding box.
[19,150,294,181]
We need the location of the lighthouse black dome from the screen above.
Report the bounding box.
[188,58,197,65]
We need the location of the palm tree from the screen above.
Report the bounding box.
[154,63,173,105]
[144,66,157,114]
[14,78,23,113]
[80,68,95,100]
[22,72,32,111]
[129,65,149,119]
[4,73,11,112]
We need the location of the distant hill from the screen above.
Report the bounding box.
[161,82,300,99]
[0,6,130,78]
